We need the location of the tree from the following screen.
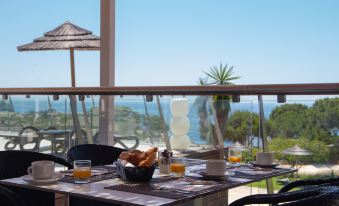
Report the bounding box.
[304,98,339,143]
[225,111,259,144]
[193,77,212,143]
[268,137,330,164]
[267,104,308,138]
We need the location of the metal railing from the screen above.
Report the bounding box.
[0,83,338,96]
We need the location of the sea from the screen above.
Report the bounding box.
[1,96,315,145]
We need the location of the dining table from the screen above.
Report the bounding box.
[0,159,297,206]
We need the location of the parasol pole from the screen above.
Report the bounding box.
[70,48,76,87]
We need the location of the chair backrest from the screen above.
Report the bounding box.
[282,186,339,206]
[0,151,72,180]
[230,186,339,206]
[0,185,25,206]
[67,144,127,166]
[279,177,339,193]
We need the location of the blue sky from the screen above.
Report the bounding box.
[0,0,338,87]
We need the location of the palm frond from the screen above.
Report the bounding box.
[197,77,209,85]
[204,63,240,85]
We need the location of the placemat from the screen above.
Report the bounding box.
[191,166,290,180]
[105,183,191,199]
[60,166,118,183]
[230,167,290,179]
[105,175,237,200]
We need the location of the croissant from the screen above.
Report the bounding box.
[138,152,156,167]
[128,154,139,166]
[119,151,130,161]
[119,147,158,167]
[138,147,158,167]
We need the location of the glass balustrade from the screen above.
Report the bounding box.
[0,95,336,167]
[0,93,338,197]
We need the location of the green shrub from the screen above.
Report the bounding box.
[268,137,330,164]
[242,147,259,162]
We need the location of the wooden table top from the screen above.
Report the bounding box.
[0,161,297,206]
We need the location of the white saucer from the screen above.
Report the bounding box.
[23,173,64,185]
[197,170,234,180]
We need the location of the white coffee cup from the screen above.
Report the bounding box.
[256,152,274,165]
[27,161,55,180]
[206,160,226,176]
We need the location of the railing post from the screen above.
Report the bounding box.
[156,96,172,151]
[69,95,84,144]
[209,97,225,160]
[258,95,274,196]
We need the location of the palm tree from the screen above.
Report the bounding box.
[204,63,240,86]
[195,63,240,143]
[194,78,211,143]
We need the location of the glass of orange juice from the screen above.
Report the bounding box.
[170,157,186,177]
[73,160,91,184]
[228,148,242,165]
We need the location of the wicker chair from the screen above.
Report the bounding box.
[229,186,339,206]
[0,151,72,206]
[67,144,126,166]
[278,176,339,193]
[0,185,25,206]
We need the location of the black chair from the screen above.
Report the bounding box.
[0,150,72,179]
[229,186,339,206]
[279,176,339,193]
[0,151,72,206]
[67,144,127,166]
[0,185,25,206]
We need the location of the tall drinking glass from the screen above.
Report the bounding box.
[73,160,91,184]
[170,157,186,177]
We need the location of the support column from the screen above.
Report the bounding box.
[99,0,115,145]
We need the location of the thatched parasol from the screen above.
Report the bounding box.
[17,21,99,144]
[282,145,312,156]
[17,21,100,87]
